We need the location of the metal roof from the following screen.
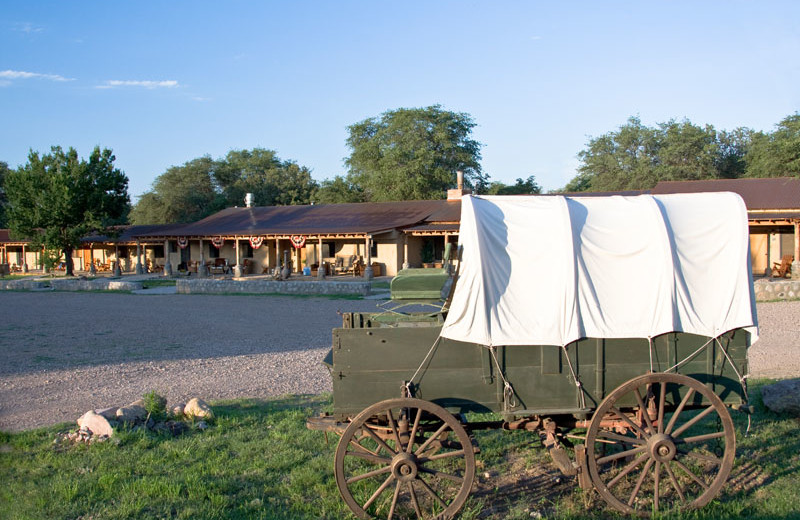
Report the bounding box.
[134,199,456,238]
[652,178,800,210]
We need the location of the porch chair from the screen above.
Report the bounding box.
[772,255,793,278]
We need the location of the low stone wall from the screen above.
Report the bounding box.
[754,279,800,301]
[0,278,143,292]
[176,278,371,296]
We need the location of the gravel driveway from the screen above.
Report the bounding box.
[0,292,797,432]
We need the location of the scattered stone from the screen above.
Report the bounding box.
[184,398,214,419]
[170,403,185,417]
[166,420,189,436]
[77,410,114,437]
[195,420,209,431]
[116,404,147,423]
[761,378,800,416]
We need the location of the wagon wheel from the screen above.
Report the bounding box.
[334,398,475,519]
[585,373,735,516]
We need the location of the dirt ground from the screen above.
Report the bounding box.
[0,292,797,432]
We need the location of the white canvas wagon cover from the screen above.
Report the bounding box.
[440,193,758,347]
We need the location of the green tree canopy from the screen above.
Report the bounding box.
[484,175,542,195]
[6,146,130,275]
[344,105,486,201]
[130,157,221,225]
[0,161,10,228]
[313,175,365,204]
[130,149,318,224]
[566,116,757,192]
[745,113,800,178]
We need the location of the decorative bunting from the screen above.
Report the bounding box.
[290,235,306,249]
[249,236,264,249]
[211,236,225,249]
[177,237,189,249]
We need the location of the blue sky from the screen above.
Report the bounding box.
[1,1,798,200]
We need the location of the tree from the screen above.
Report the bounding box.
[345,105,486,201]
[5,146,130,276]
[0,161,10,228]
[130,156,221,225]
[484,175,542,195]
[214,149,318,207]
[130,149,318,224]
[566,116,757,192]
[314,175,365,204]
[745,113,800,178]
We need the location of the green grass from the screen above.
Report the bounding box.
[1,384,798,519]
[140,279,178,289]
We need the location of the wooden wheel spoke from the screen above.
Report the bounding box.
[627,458,654,506]
[634,387,655,433]
[657,381,667,434]
[596,429,646,445]
[345,449,393,466]
[416,475,448,509]
[407,409,422,454]
[653,461,661,512]
[664,388,695,435]
[363,474,395,510]
[418,466,465,483]
[387,480,402,520]
[346,465,392,485]
[672,458,709,491]
[420,448,466,463]
[671,405,717,438]
[607,452,650,489]
[677,431,726,445]
[363,424,399,456]
[610,406,648,438]
[597,445,647,465]
[408,481,423,519]
[349,438,380,458]
[664,462,686,502]
[414,422,450,456]
[386,408,403,451]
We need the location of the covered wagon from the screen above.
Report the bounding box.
[308,192,758,518]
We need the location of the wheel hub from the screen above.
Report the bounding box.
[391,452,419,482]
[648,433,677,462]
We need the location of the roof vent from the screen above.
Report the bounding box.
[244,193,254,207]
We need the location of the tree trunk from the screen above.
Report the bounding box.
[64,247,75,276]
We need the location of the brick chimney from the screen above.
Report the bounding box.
[447,170,472,201]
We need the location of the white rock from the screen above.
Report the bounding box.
[77,411,114,437]
[184,398,214,419]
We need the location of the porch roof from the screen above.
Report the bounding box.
[652,177,800,211]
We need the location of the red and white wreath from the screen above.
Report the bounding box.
[290,235,306,249]
[177,237,189,249]
[211,236,225,249]
[249,236,264,249]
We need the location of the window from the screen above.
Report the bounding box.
[370,241,378,258]
[209,245,220,258]
[242,243,254,258]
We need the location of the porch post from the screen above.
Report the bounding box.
[198,239,207,277]
[793,221,800,280]
[89,244,97,275]
[114,245,122,277]
[234,237,243,277]
[402,234,410,269]
[163,239,173,276]
[22,244,28,273]
[317,237,325,279]
[135,241,143,274]
[364,235,373,280]
[276,238,280,274]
